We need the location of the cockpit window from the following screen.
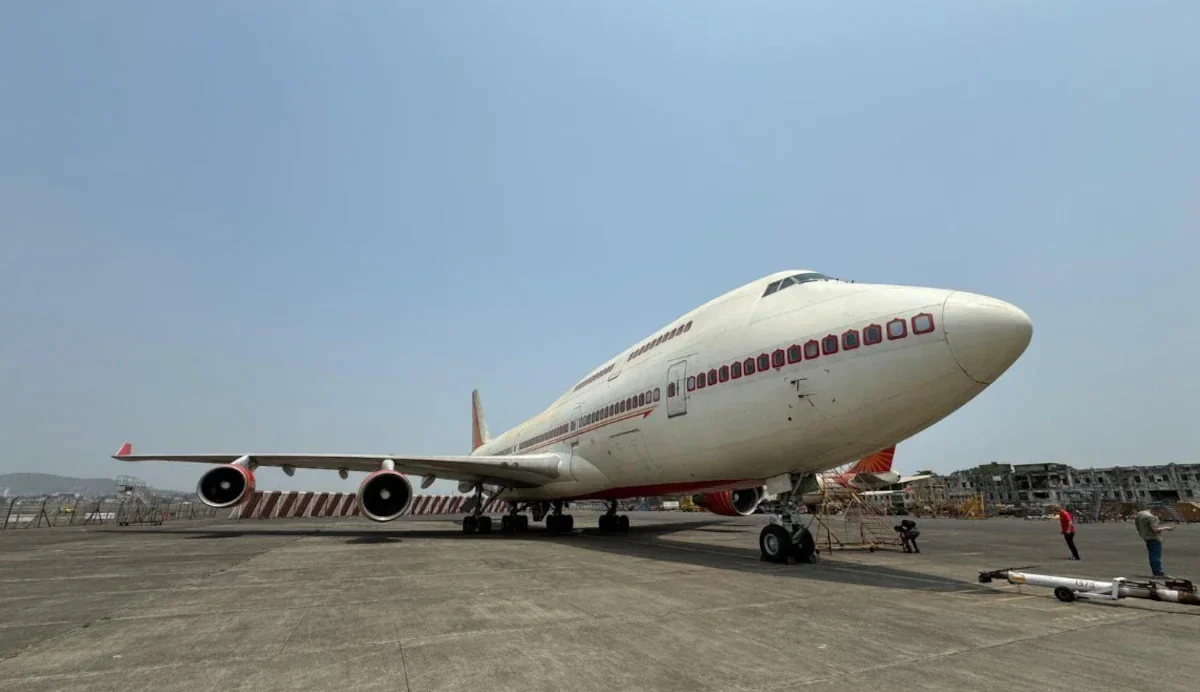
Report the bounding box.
[761,272,836,297]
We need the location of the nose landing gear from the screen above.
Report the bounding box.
[759,473,820,565]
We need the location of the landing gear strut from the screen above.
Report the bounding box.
[461,484,493,535]
[759,473,820,565]
[598,500,630,533]
[545,501,574,534]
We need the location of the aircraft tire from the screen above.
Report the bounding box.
[759,525,791,564]
[793,527,817,563]
[618,515,630,532]
[478,516,493,534]
[463,516,477,535]
[546,515,561,534]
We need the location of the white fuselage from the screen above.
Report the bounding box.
[476,271,1032,503]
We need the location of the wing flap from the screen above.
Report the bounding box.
[112,443,562,488]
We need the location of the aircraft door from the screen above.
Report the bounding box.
[666,360,687,418]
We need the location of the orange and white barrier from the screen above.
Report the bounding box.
[228,491,511,520]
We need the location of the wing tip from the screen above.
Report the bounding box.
[114,441,132,459]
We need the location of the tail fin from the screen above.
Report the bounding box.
[471,389,491,452]
[848,446,895,475]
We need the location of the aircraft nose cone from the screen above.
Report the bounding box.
[943,292,1033,384]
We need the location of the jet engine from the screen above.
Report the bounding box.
[357,470,413,522]
[693,487,764,516]
[196,464,256,508]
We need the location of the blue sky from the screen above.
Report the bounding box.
[2,2,1197,494]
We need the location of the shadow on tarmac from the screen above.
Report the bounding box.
[107,517,988,595]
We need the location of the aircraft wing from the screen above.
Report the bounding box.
[112,442,563,488]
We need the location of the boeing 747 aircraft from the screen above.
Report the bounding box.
[114,269,1031,562]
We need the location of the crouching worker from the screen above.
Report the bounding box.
[894,519,921,553]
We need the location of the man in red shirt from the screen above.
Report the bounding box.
[1054,505,1080,560]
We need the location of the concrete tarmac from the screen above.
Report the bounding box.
[1,512,1198,691]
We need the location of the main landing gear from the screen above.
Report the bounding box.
[759,474,820,565]
[461,483,493,535]
[500,504,529,533]
[545,501,574,534]
[598,500,630,533]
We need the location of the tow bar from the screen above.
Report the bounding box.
[979,568,1199,606]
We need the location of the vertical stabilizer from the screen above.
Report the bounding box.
[471,389,491,452]
[847,446,896,475]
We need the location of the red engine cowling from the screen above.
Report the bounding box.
[693,487,764,516]
[196,464,257,508]
[357,470,414,522]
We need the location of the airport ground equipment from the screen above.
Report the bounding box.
[978,568,1200,607]
[115,475,163,526]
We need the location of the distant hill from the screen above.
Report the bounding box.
[0,473,183,499]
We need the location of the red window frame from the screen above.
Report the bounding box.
[843,329,860,350]
[696,374,706,389]
[912,312,935,335]
[718,365,729,382]
[804,339,820,359]
[687,376,695,391]
[744,357,755,375]
[864,324,883,345]
[822,335,839,355]
[787,344,802,364]
[731,360,742,379]
[757,353,770,371]
[707,369,717,386]
[887,318,908,340]
[772,349,785,368]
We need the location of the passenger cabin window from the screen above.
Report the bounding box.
[757,354,770,371]
[719,365,729,382]
[653,387,661,401]
[822,335,838,355]
[787,345,802,364]
[804,340,819,359]
[744,357,755,375]
[687,376,696,391]
[887,318,907,339]
[843,330,860,350]
[707,369,717,386]
[772,349,785,368]
[912,313,935,334]
[864,324,883,345]
[731,360,742,378]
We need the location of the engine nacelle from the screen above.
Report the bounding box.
[357,470,413,522]
[196,464,256,508]
[693,487,764,516]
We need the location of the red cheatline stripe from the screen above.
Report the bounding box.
[295,492,313,517]
[278,491,298,518]
[259,492,280,520]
